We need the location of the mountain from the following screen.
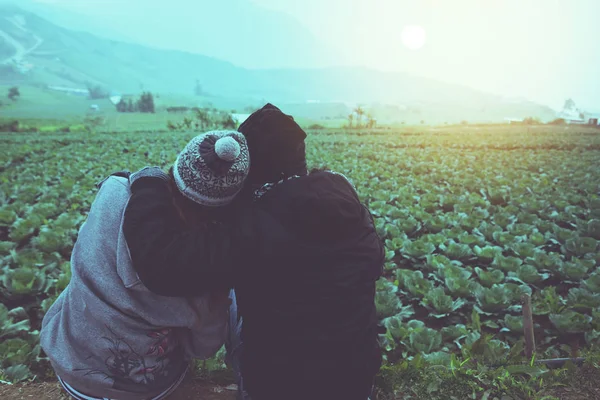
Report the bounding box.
[0,4,557,123]
[15,0,339,70]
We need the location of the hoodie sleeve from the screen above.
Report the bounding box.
[177,295,230,360]
[123,178,236,297]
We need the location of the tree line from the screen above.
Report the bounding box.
[167,108,237,131]
[116,92,155,113]
[347,106,376,129]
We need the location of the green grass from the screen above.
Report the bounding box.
[1,122,599,399]
[373,349,600,400]
[0,86,340,132]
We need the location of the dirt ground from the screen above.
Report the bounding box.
[2,366,600,400]
[0,376,237,400]
[3,381,600,400]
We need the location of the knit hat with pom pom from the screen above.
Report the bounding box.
[173,130,250,206]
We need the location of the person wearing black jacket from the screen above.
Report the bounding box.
[123,104,384,400]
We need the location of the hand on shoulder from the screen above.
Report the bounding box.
[129,166,170,187]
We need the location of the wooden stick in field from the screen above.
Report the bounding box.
[521,294,536,359]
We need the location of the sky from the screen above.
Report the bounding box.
[22,0,600,110]
[252,0,600,111]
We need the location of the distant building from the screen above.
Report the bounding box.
[558,114,586,124]
[504,117,524,124]
[583,112,600,126]
[47,85,89,97]
[557,99,588,124]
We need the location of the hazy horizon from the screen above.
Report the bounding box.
[5,0,600,111]
[255,0,600,111]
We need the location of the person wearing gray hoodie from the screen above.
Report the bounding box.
[40,131,250,400]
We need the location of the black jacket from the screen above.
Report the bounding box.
[123,171,384,400]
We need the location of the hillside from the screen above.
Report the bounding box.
[0,4,557,123]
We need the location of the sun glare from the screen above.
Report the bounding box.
[401,25,426,50]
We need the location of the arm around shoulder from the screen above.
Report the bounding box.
[123,177,236,297]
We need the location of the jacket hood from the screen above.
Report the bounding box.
[238,103,308,184]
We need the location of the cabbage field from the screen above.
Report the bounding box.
[1,125,599,385]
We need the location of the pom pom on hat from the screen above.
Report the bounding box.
[215,136,241,161]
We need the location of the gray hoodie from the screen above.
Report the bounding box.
[40,176,228,400]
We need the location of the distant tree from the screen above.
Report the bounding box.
[366,113,376,129]
[116,98,128,112]
[137,92,155,113]
[195,108,211,130]
[167,108,239,131]
[563,98,576,110]
[0,120,20,132]
[523,117,540,125]
[523,117,541,125]
[86,84,109,100]
[218,111,237,129]
[167,120,178,131]
[347,113,354,128]
[194,80,203,96]
[420,120,425,125]
[353,106,364,128]
[147,93,155,113]
[116,97,140,113]
[548,118,566,125]
[8,86,20,101]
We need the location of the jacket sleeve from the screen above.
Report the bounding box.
[123,178,236,297]
[177,295,230,360]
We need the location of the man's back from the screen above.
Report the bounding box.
[235,170,384,399]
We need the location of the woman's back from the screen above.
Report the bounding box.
[41,176,227,400]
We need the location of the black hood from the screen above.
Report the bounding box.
[238,103,308,184]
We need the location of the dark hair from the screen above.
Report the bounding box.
[168,166,202,208]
